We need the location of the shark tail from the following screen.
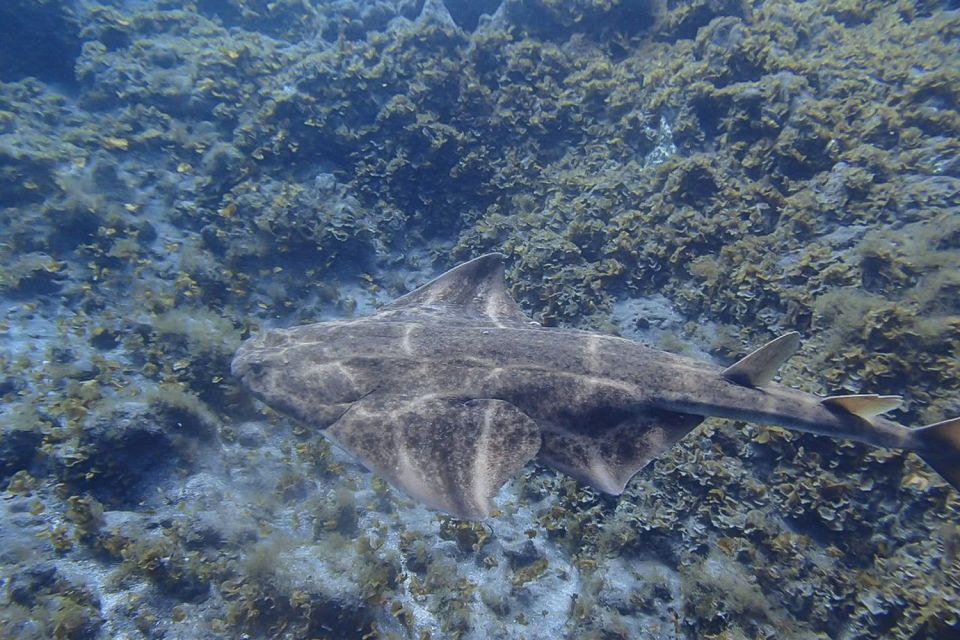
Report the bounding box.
[915,417,960,492]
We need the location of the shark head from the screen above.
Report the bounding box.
[230,328,285,395]
[231,325,366,428]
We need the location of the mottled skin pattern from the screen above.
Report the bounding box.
[232,254,958,519]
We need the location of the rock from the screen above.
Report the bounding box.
[7,562,57,606]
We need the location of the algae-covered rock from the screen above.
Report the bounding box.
[0,0,81,85]
[0,423,43,485]
[51,389,220,508]
[1,0,959,638]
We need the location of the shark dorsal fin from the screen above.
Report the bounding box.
[722,332,801,388]
[378,253,536,328]
[822,394,902,421]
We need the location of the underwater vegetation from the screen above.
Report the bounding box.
[0,0,958,638]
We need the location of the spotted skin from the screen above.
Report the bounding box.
[232,254,959,519]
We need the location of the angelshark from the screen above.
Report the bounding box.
[232,254,960,520]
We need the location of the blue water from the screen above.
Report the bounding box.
[0,1,958,638]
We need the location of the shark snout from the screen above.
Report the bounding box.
[230,329,286,390]
[232,327,336,402]
[230,343,265,389]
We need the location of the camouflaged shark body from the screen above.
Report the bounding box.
[232,254,960,520]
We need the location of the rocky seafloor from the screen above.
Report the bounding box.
[1,0,959,638]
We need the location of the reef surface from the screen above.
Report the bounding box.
[0,0,958,638]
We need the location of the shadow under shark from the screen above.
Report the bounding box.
[232,253,960,520]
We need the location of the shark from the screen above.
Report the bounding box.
[231,253,960,520]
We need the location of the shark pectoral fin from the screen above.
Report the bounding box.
[537,410,704,495]
[722,331,801,388]
[821,394,903,421]
[325,396,541,520]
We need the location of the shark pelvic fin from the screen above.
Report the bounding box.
[722,331,801,388]
[821,394,902,421]
[915,417,960,492]
[536,409,703,495]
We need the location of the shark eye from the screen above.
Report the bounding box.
[248,362,264,376]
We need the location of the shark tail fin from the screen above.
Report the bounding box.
[915,417,960,492]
